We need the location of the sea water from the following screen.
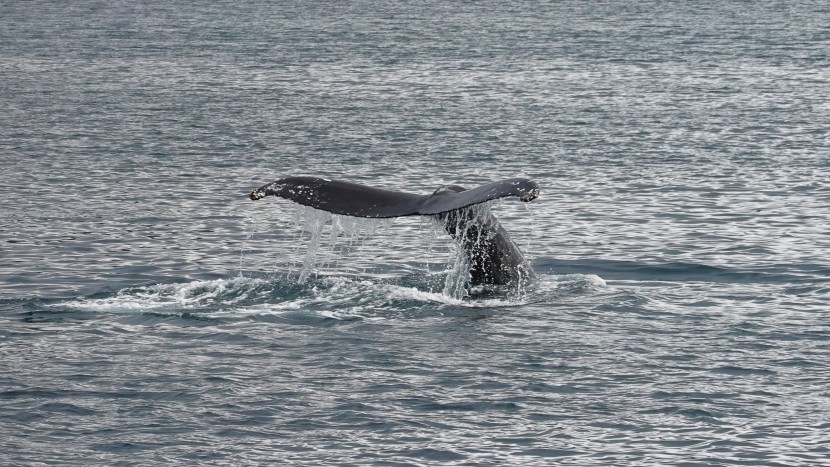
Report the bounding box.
[1,1,829,465]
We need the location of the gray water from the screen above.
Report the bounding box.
[2,1,830,465]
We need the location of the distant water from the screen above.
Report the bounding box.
[2,1,829,465]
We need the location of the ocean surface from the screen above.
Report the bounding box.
[2,1,829,465]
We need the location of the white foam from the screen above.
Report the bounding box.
[383,284,465,306]
[55,277,267,313]
[52,272,606,319]
[533,273,608,296]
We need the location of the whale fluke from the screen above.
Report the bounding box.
[249,177,540,287]
[249,176,539,218]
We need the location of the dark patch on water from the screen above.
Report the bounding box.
[539,258,826,284]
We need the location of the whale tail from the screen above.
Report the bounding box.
[249,177,540,286]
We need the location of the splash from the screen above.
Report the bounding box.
[283,203,494,299]
[285,205,394,282]
[245,201,537,301]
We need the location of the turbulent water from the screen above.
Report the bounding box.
[2,1,829,465]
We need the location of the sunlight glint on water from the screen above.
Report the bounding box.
[1,0,829,464]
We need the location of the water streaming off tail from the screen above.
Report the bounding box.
[245,201,535,300]
[289,205,394,282]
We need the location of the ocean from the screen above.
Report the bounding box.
[1,1,829,465]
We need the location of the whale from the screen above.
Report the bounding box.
[249,176,540,287]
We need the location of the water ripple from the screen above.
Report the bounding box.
[2,0,830,465]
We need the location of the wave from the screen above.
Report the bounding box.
[535,258,829,284]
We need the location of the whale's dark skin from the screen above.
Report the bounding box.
[249,177,539,287]
[432,185,536,286]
